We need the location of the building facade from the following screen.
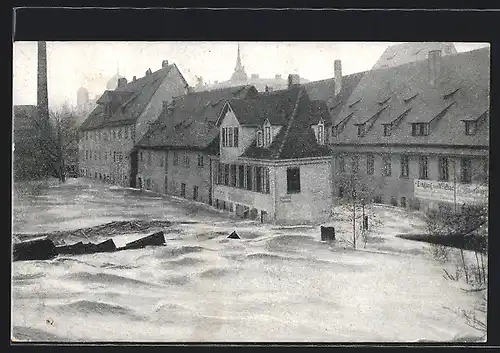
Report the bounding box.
[78,60,190,186]
[212,81,334,224]
[135,85,259,204]
[311,47,490,212]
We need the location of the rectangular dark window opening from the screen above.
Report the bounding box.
[419,156,429,179]
[400,155,409,178]
[438,157,449,181]
[287,167,301,194]
[367,154,374,175]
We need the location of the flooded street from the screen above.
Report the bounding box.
[12,178,484,342]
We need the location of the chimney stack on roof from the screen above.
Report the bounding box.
[334,59,342,96]
[132,76,137,82]
[162,60,169,68]
[288,74,300,89]
[146,68,152,76]
[428,50,442,86]
[117,77,128,88]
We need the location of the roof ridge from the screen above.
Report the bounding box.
[276,87,305,158]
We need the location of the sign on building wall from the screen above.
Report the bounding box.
[414,179,488,205]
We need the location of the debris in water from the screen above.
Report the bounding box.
[13,238,58,262]
[227,231,240,239]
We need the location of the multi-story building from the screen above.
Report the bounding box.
[78,60,190,186]
[306,47,489,212]
[212,76,333,224]
[134,85,259,204]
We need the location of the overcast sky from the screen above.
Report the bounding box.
[13,41,489,109]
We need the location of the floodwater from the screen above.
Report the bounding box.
[12,178,485,342]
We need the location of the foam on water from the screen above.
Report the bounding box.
[12,179,486,342]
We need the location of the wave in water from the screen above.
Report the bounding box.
[62,272,162,288]
[51,300,143,320]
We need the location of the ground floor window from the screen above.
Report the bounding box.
[390,196,398,206]
[287,167,301,194]
[400,197,407,208]
[193,185,199,201]
[181,183,186,198]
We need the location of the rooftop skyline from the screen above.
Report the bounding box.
[13,41,489,109]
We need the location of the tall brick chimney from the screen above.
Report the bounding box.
[334,59,342,96]
[37,41,49,123]
[37,41,51,176]
[428,50,442,86]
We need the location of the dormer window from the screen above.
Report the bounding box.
[332,125,338,138]
[104,103,112,117]
[264,124,272,147]
[317,121,325,144]
[411,123,429,136]
[465,120,477,136]
[383,124,392,136]
[257,130,263,147]
[357,124,365,137]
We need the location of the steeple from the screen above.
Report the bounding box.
[230,42,248,82]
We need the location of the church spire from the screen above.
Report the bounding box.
[231,42,248,82]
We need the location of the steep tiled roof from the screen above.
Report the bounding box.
[333,47,490,148]
[225,86,302,127]
[136,85,257,149]
[303,71,366,123]
[239,87,331,160]
[372,42,458,69]
[80,65,175,131]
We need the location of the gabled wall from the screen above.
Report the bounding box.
[135,66,189,141]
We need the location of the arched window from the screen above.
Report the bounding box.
[264,124,272,147]
[317,121,325,144]
[257,130,263,147]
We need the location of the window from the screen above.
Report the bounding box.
[197,154,204,167]
[366,154,374,175]
[332,126,338,137]
[147,151,152,165]
[119,153,123,162]
[257,131,263,147]
[234,127,239,147]
[318,122,325,144]
[173,151,179,166]
[86,150,89,160]
[183,152,190,168]
[382,156,392,176]
[159,153,164,167]
[118,128,122,139]
[461,157,472,184]
[419,156,429,179]
[338,155,345,173]
[264,167,270,194]
[94,151,97,160]
[256,166,263,192]
[125,127,129,139]
[238,165,245,188]
[383,124,392,136]
[131,127,135,140]
[264,125,272,146]
[246,166,253,191]
[412,123,429,136]
[465,121,477,135]
[438,157,449,181]
[104,151,107,161]
[230,164,237,187]
[180,183,186,198]
[193,186,199,201]
[287,167,301,194]
[89,151,93,160]
[357,124,365,137]
[224,164,229,186]
[228,128,233,148]
[400,197,407,208]
[113,151,116,162]
[104,103,112,117]
[400,155,409,178]
[351,155,359,174]
[99,152,102,161]
[222,128,226,147]
[112,130,116,139]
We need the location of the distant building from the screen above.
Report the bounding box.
[134,85,258,202]
[78,60,190,187]
[195,44,309,93]
[372,42,457,70]
[306,47,489,212]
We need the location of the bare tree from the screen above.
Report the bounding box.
[336,158,386,249]
[29,104,79,183]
